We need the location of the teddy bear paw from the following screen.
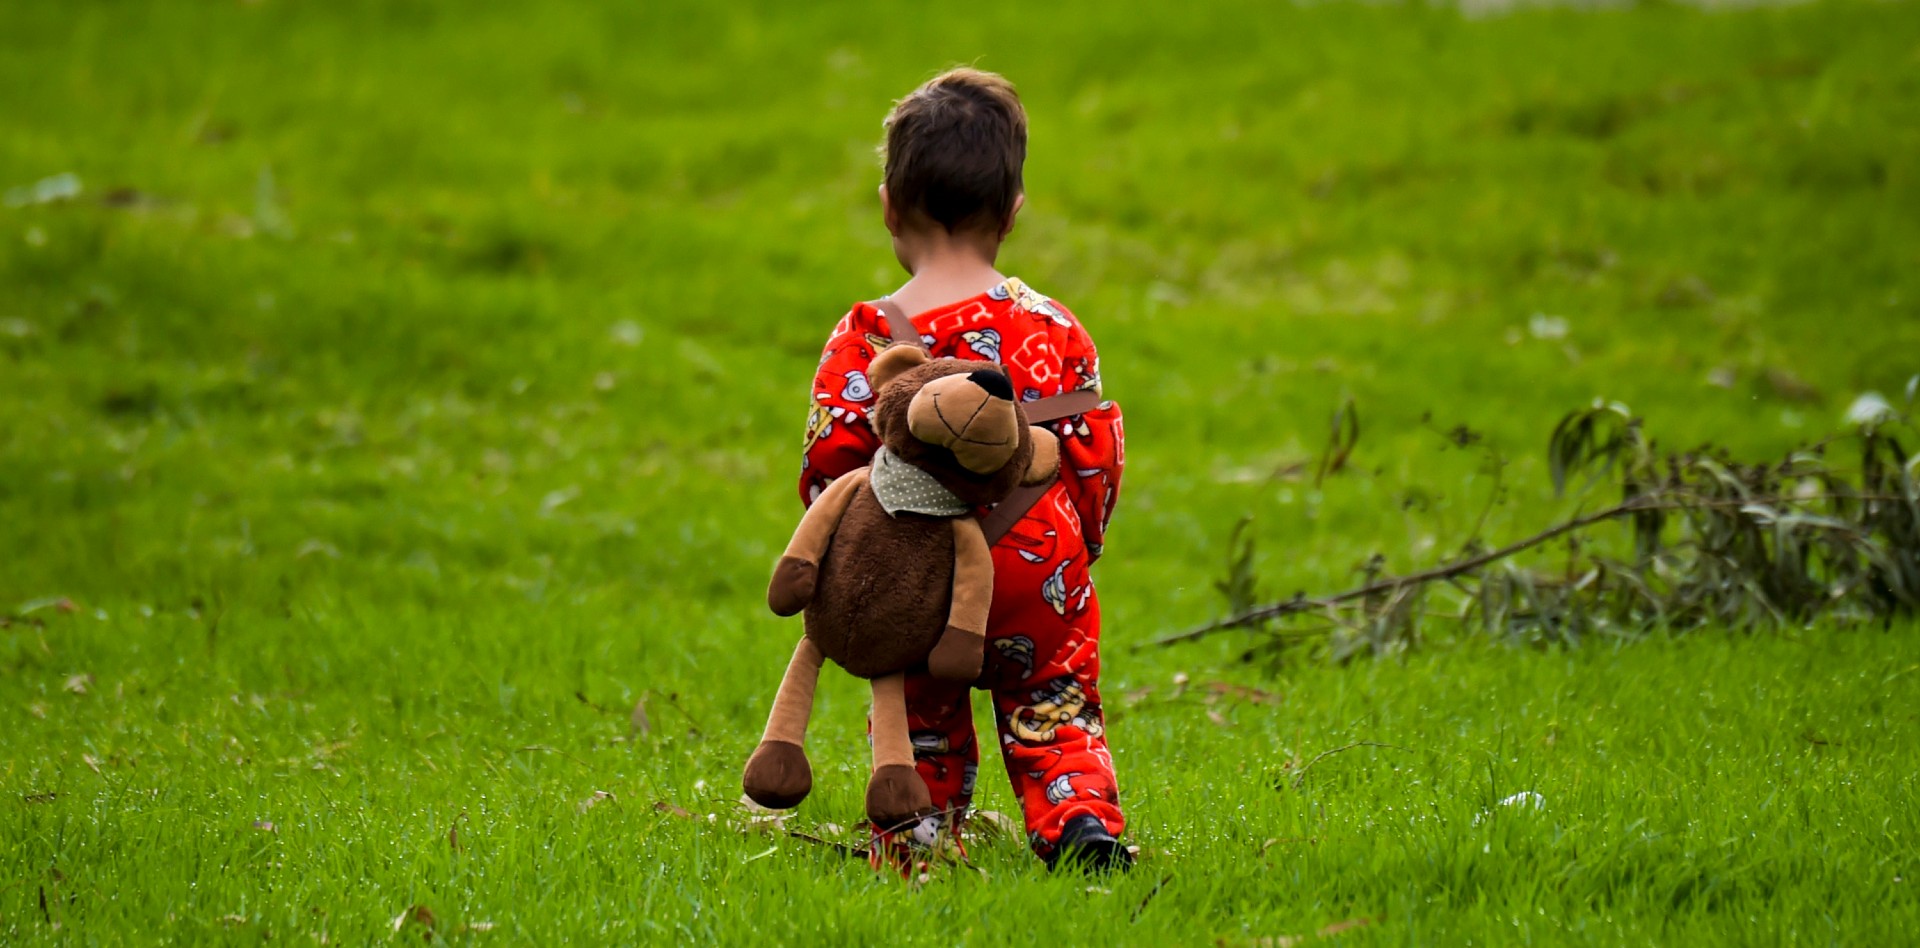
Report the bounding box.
[766,556,818,616]
[927,626,985,682]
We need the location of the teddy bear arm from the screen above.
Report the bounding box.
[927,517,992,681]
[769,468,868,616]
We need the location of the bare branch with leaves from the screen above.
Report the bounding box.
[1146,392,1920,662]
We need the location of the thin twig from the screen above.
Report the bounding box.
[1138,491,1901,651]
[662,692,705,735]
[1132,874,1173,922]
[785,830,869,860]
[1288,741,1411,789]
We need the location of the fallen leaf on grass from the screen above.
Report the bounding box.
[966,810,1020,840]
[219,914,249,926]
[64,674,92,695]
[1261,837,1316,851]
[28,701,47,719]
[1766,367,1821,404]
[1207,709,1229,727]
[391,905,436,936]
[653,801,693,819]
[577,790,616,813]
[736,796,791,832]
[82,754,101,774]
[1206,681,1282,705]
[1245,916,1378,947]
[630,697,651,737]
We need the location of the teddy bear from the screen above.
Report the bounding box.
[742,342,1061,830]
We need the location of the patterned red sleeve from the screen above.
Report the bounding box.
[799,305,889,507]
[1054,314,1125,562]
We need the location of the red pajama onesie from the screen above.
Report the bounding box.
[800,278,1127,857]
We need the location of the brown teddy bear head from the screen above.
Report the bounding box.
[866,343,1060,508]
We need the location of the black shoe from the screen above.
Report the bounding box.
[1045,815,1134,874]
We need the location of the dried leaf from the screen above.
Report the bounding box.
[391,905,436,935]
[63,674,92,695]
[1256,916,1379,946]
[652,800,693,820]
[1207,681,1281,704]
[577,790,615,813]
[630,697,651,737]
[968,810,1020,839]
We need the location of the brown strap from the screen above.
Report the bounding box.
[866,297,1105,546]
[1022,388,1101,423]
[979,482,1048,546]
[868,298,922,348]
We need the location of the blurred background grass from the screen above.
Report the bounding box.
[2,0,1916,942]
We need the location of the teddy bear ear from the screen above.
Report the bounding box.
[1020,426,1061,486]
[868,343,929,392]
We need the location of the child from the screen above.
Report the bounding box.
[799,68,1130,872]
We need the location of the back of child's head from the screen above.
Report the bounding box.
[881,68,1027,236]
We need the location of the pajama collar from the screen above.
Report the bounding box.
[869,447,969,517]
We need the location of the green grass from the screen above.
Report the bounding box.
[2,0,1917,942]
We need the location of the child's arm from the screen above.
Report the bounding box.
[799,306,887,507]
[1055,318,1125,562]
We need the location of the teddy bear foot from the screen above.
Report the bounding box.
[865,763,934,830]
[742,740,813,810]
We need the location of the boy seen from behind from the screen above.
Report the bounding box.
[801,68,1130,873]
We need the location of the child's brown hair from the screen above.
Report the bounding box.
[881,68,1027,235]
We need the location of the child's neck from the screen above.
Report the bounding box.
[890,237,1006,315]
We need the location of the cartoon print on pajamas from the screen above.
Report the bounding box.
[1044,560,1090,617]
[1041,561,1069,615]
[1008,675,1106,744]
[799,279,1127,859]
[961,328,1002,362]
[840,370,872,402]
[993,635,1036,680]
[803,401,842,450]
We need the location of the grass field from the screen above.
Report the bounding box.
[3,0,1918,943]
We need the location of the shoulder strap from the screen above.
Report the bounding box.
[866,296,1105,546]
[1022,388,1101,424]
[867,298,923,349]
[979,483,1047,546]
[870,298,1100,422]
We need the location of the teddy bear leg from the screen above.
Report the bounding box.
[742,637,824,810]
[865,672,934,830]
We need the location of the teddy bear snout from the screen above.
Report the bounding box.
[966,369,1014,401]
[905,370,1024,474]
